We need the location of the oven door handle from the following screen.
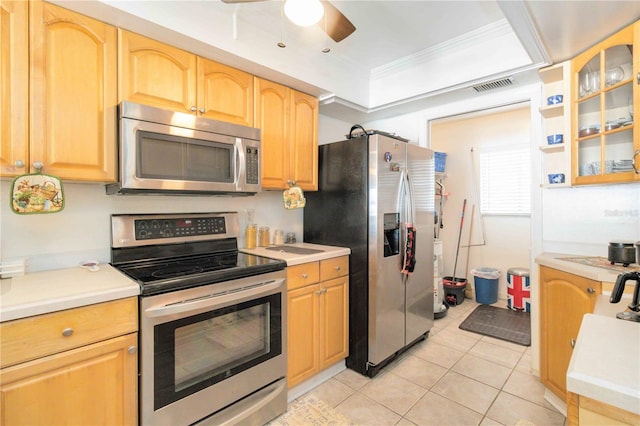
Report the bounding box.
[144,279,284,318]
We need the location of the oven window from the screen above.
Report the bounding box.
[137,131,234,182]
[153,294,282,410]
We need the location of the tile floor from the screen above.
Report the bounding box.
[299,300,566,426]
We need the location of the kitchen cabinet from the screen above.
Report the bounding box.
[539,61,572,187]
[119,30,254,126]
[571,20,639,185]
[539,266,601,401]
[254,78,319,191]
[0,297,138,425]
[568,392,640,426]
[287,256,348,388]
[1,0,117,181]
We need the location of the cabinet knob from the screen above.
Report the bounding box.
[301,273,308,279]
[199,108,205,114]
[334,266,341,271]
[33,161,43,172]
[636,72,640,85]
[570,338,576,349]
[128,346,137,355]
[190,106,197,112]
[62,327,74,337]
[14,160,25,168]
[586,287,596,294]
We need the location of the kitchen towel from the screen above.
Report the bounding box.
[283,185,306,209]
[10,172,65,215]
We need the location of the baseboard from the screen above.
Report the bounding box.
[544,388,567,417]
[286,361,346,402]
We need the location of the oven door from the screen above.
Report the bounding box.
[139,270,286,426]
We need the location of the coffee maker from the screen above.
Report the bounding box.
[609,241,640,322]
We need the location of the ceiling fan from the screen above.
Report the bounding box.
[220,0,356,42]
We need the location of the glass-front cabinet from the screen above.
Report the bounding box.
[571,21,639,185]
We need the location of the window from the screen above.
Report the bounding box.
[479,145,530,215]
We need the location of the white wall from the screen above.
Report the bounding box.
[0,181,303,273]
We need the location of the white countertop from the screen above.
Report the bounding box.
[0,264,140,322]
[535,252,629,284]
[567,305,640,414]
[240,242,350,266]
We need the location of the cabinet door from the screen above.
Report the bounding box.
[0,333,138,425]
[119,29,197,114]
[289,90,319,191]
[540,266,601,400]
[30,1,117,181]
[319,277,348,369]
[571,21,638,185]
[255,78,289,189]
[0,0,29,178]
[287,284,319,388]
[198,58,254,126]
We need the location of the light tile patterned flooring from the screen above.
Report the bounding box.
[299,300,566,426]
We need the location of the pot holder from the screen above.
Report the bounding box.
[283,185,306,209]
[10,171,65,215]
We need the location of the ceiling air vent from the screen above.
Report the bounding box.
[472,77,514,92]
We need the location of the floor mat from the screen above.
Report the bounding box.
[459,304,531,346]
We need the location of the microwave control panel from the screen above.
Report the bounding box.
[246,147,259,185]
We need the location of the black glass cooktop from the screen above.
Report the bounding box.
[114,250,286,296]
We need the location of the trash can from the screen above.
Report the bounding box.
[470,267,500,304]
[507,267,530,312]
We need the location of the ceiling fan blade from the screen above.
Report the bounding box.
[319,1,355,42]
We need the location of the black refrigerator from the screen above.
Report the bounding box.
[304,131,435,377]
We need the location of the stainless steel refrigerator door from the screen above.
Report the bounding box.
[404,143,435,344]
[368,134,407,366]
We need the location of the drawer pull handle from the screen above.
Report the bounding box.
[334,266,341,271]
[570,338,575,349]
[62,327,74,337]
[128,346,137,355]
[586,287,595,294]
[302,273,308,279]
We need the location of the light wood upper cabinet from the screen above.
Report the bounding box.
[571,20,639,185]
[119,29,197,114]
[0,0,29,177]
[198,58,254,126]
[1,0,116,181]
[29,0,117,181]
[255,78,318,191]
[539,266,601,401]
[119,30,254,126]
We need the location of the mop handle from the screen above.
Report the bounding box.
[452,198,467,280]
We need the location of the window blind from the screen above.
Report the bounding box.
[479,146,530,215]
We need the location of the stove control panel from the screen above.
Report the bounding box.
[111,213,240,248]
[135,216,226,240]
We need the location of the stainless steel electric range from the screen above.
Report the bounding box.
[110,212,287,426]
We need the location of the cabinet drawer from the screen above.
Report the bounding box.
[320,256,349,281]
[0,297,138,368]
[287,262,320,290]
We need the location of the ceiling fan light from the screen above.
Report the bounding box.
[284,0,324,27]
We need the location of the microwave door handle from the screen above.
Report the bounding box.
[235,137,245,189]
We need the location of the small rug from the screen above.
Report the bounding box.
[459,305,531,346]
[267,394,354,426]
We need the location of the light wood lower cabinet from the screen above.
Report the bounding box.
[567,392,640,426]
[287,256,348,388]
[539,266,601,401]
[0,297,138,425]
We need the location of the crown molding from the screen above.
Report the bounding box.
[497,0,551,65]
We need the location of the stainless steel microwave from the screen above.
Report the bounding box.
[106,102,261,196]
